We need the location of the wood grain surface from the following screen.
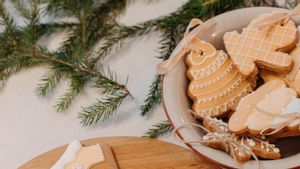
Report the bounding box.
[19,136,218,169]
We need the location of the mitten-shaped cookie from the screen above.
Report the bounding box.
[224,12,298,78]
[229,80,297,136]
[202,117,280,163]
[186,39,255,119]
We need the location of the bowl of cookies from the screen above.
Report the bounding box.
[160,6,300,169]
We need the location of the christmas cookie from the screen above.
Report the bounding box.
[202,117,280,163]
[186,39,255,119]
[228,80,298,136]
[51,140,119,169]
[223,12,298,78]
[260,45,300,94]
[260,98,300,138]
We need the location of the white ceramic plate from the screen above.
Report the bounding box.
[162,7,300,169]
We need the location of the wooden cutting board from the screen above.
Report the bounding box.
[19,136,218,169]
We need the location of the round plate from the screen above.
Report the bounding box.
[162,7,300,169]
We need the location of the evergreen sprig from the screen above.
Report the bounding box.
[0,0,133,126]
[79,94,127,126]
[144,120,172,138]
[0,0,293,130]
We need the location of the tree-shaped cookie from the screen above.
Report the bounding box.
[202,117,280,163]
[228,80,298,136]
[186,39,255,119]
[224,13,298,78]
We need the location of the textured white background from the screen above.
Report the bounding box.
[0,0,188,168]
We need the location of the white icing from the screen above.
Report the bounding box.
[203,136,209,140]
[189,52,228,79]
[247,139,256,147]
[274,148,280,153]
[190,63,235,89]
[272,99,300,127]
[51,140,82,169]
[51,140,105,169]
[195,84,252,117]
[245,86,297,130]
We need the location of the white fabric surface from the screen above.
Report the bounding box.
[0,1,188,168]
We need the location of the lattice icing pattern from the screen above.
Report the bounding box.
[186,39,255,119]
[223,12,298,78]
[202,117,280,163]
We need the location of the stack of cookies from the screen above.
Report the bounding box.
[185,10,300,162]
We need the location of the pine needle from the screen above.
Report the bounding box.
[144,120,173,138]
[79,94,126,126]
[140,75,161,116]
[35,71,63,97]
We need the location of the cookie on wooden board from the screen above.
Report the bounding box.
[51,140,118,169]
[185,39,255,119]
[224,12,298,78]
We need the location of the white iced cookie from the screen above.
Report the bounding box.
[272,98,300,127]
[229,80,297,135]
[51,140,105,169]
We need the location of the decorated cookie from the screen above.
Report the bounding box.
[223,12,298,78]
[202,117,280,163]
[228,80,298,136]
[51,140,119,169]
[260,98,300,138]
[186,39,255,119]
[260,45,300,94]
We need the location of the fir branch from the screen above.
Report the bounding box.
[140,27,181,116]
[144,120,173,138]
[54,74,89,112]
[140,75,161,116]
[0,55,43,87]
[35,70,63,97]
[37,22,78,36]
[79,94,126,126]
[94,22,156,61]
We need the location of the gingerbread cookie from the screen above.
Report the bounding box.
[202,117,280,163]
[51,140,119,169]
[260,98,300,138]
[186,39,255,119]
[228,80,298,136]
[223,12,298,78]
[260,45,300,94]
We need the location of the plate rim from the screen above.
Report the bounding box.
[161,6,300,169]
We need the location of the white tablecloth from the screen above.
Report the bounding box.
[0,1,188,168]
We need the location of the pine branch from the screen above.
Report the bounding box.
[0,55,43,87]
[140,75,161,116]
[144,120,173,138]
[79,94,126,126]
[35,70,63,97]
[94,22,156,61]
[140,27,181,116]
[54,73,90,112]
[0,0,133,123]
